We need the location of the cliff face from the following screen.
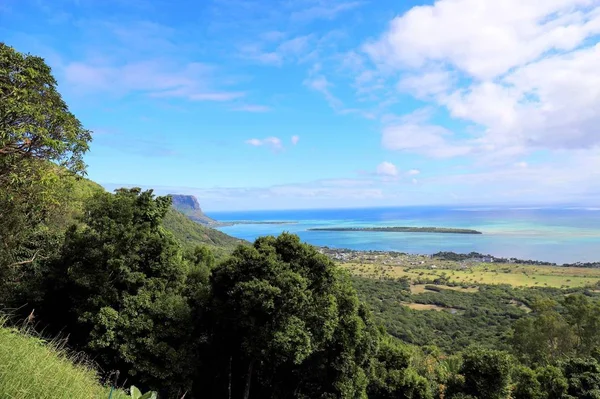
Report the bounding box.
[169,194,218,226]
[170,194,202,212]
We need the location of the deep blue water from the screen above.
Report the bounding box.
[206,207,600,264]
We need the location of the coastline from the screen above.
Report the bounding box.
[309,226,483,234]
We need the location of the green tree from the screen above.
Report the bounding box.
[0,43,91,302]
[40,188,194,396]
[563,358,600,399]
[512,299,575,365]
[458,348,513,399]
[368,337,433,399]
[204,233,378,399]
[512,365,542,399]
[0,43,90,179]
[563,295,600,356]
[535,365,568,399]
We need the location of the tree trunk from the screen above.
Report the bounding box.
[228,356,232,399]
[243,359,255,399]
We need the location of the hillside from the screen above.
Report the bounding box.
[163,208,246,256]
[169,194,220,226]
[62,176,243,255]
[0,320,127,398]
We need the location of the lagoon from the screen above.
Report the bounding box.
[207,206,600,264]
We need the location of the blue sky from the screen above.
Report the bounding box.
[2,0,600,210]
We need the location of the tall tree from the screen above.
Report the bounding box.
[457,348,513,399]
[204,233,378,399]
[40,188,195,396]
[512,299,576,365]
[0,43,90,180]
[367,337,433,399]
[0,43,91,302]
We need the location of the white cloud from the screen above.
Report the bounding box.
[291,135,300,145]
[304,74,344,109]
[364,0,600,80]
[398,69,455,98]
[362,0,600,160]
[376,161,399,177]
[382,123,472,158]
[407,169,420,175]
[245,136,283,151]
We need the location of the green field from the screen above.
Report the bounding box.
[342,261,600,289]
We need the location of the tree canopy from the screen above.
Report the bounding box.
[0,43,91,180]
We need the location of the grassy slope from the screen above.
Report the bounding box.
[163,208,246,257]
[0,322,127,399]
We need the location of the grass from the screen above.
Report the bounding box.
[343,261,600,289]
[0,318,127,399]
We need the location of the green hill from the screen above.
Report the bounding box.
[63,176,244,256]
[163,208,246,256]
[0,320,127,399]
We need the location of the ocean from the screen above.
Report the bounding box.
[206,206,600,264]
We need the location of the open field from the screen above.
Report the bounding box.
[342,261,600,289]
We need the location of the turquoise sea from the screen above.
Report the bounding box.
[206,207,600,264]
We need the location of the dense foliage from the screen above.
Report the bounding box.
[0,43,95,306]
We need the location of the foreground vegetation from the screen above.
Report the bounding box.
[0,319,127,399]
[5,42,600,399]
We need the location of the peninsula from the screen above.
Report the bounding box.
[308,226,483,234]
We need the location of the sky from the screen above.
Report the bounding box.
[2,0,600,210]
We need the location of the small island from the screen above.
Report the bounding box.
[308,226,483,234]
[219,220,298,226]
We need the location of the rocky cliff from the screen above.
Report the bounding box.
[169,194,219,226]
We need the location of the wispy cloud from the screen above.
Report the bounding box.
[239,35,313,66]
[53,18,246,102]
[232,104,272,112]
[245,136,284,151]
[376,161,398,177]
[291,135,300,145]
[291,1,363,22]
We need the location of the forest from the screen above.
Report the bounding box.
[4,43,600,399]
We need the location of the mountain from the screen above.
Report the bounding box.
[169,194,220,226]
[162,208,245,258]
[60,176,243,256]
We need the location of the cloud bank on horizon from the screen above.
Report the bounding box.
[3,0,600,210]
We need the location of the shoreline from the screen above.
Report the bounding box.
[317,246,600,268]
[309,226,482,234]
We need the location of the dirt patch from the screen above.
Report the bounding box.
[410,284,479,294]
[509,300,532,313]
[401,302,461,314]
